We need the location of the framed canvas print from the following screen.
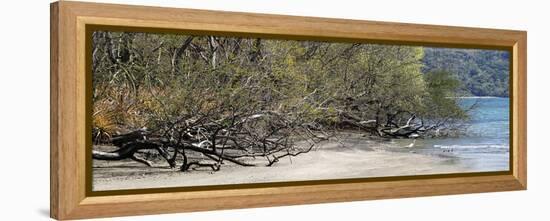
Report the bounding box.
[50,1,527,220]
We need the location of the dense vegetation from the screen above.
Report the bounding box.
[423,48,510,97]
[91,31,495,171]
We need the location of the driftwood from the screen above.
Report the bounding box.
[335,108,457,138]
[93,112,326,171]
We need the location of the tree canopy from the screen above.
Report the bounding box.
[90,31,504,170]
[422,48,510,97]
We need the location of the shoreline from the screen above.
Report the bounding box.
[448,96,508,99]
[92,136,506,191]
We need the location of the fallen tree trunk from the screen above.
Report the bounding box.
[91,141,156,160]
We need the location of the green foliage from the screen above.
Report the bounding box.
[422,48,509,97]
[422,70,468,120]
[91,31,502,139]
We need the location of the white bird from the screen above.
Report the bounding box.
[406,139,416,148]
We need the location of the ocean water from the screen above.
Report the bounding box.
[387,97,510,172]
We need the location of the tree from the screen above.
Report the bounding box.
[91,31,472,171]
[422,48,509,97]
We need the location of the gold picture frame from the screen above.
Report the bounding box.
[50,1,527,219]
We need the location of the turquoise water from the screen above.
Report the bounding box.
[389,97,510,172]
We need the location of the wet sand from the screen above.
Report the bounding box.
[92,135,492,191]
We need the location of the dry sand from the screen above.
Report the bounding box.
[92,136,483,191]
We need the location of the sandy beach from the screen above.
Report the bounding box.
[92,134,506,191]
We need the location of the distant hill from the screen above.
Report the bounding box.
[422,48,510,97]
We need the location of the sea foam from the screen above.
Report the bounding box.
[434,144,508,149]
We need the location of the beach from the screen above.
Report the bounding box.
[92,134,507,191]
